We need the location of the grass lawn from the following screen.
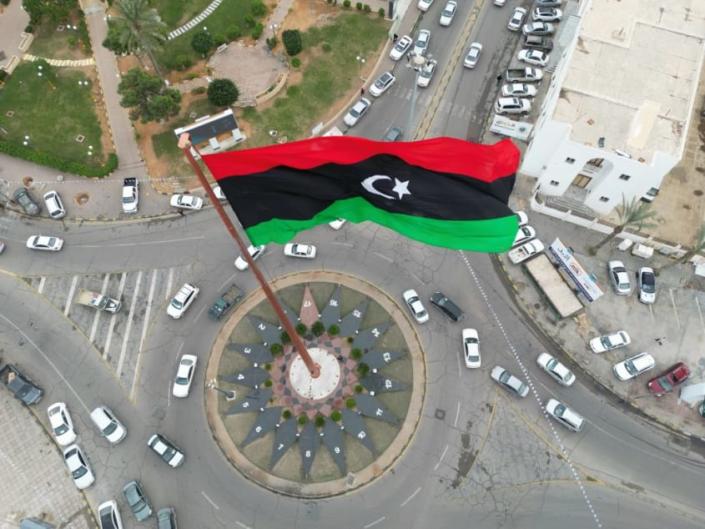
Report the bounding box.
[29,23,92,60]
[151,0,212,28]
[242,13,389,146]
[0,63,105,167]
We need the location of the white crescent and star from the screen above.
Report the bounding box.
[361,175,412,200]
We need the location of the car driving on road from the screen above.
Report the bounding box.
[491,366,529,397]
[589,331,631,353]
[429,292,464,322]
[147,433,185,468]
[284,243,317,259]
[403,289,429,323]
[417,0,434,12]
[613,352,655,381]
[167,283,199,319]
[536,352,575,386]
[417,59,438,87]
[463,42,483,69]
[26,235,64,252]
[170,194,203,211]
[369,71,396,97]
[545,399,584,432]
[412,29,431,56]
[173,354,198,398]
[389,35,412,60]
[90,406,127,444]
[235,244,266,270]
[439,1,457,26]
[462,328,481,368]
[343,97,371,127]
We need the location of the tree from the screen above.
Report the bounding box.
[118,68,181,123]
[191,31,213,57]
[110,0,167,76]
[23,0,76,25]
[658,222,705,272]
[589,197,657,254]
[282,29,302,56]
[207,79,239,107]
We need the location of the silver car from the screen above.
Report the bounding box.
[412,29,431,56]
[463,42,483,68]
[491,366,529,397]
[43,190,66,219]
[343,97,371,127]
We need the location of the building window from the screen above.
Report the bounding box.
[619,174,631,181]
[565,157,576,164]
[550,180,560,186]
[599,196,609,202]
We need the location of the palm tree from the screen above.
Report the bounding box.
[589,196,658,254]
[658,222,705,271]
[111,0,167,77]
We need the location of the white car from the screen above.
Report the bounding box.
[513,225,536,247]
[402,289,429,324]
[212,185,226,201]
[518,49,550,66]
[122,178,139,214]
[284,243,317,259]
[235,244,266,270]
[536,352,575,386]
[613,352,656,381]
[412,29,431,57]
[389,35,412,61]
[43,190,66,219]
[369,71,396,97]
[637,267,656,304]
[516,210,528,226]
[329,218,346,230]
[166,283,199,319]
[491,366,529,397]
[501,83,538,97]
[417,0,434,12]
[47,402,77,446]
[545,399,584,432]
[608,260,631,295]
[170,194,203,210]
[173,354,198,398]
[439,1,457,26]
[147,434,185,468]
[98,500,125,529]
[343,97,371,127]
[63,444,95,489]
[462,328,481,368]
[417,59,437,88]
[463,42,483,69]
[533,6,562,21]
[589,331,631,354]
[494,0,506,5]
[26,235,64,251]
[507,7,527,31]
[523,21,555,35]
[495,96,531,115]
[508,240,544,264]
[90,406,127,445]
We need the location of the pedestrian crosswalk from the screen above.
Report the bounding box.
[167,0,224,41]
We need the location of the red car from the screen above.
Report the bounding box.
[647,362,690,396]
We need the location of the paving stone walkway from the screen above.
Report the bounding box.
[167,0,223,40]
[23,54,95,67]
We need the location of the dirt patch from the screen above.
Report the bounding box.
[280,0,339,33]
[166,60,209,85]
[22,176,34,187]
[116,55,141,75]
[83,67,115,159]
[74,192,89,205]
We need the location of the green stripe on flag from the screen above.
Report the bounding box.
[244,197,518,252]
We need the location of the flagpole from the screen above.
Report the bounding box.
[178,133,320,378]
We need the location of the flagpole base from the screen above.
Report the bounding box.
[288,347,340,400]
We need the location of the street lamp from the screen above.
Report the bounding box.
[270,23,278,37]
[207,379,236,400]
[406,52,428,138]
[355,54,366,81]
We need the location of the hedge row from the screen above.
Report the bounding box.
[0,141,118,178]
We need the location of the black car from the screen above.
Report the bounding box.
[523,35,553,52]
[13,188,40,216]
[429,292,464,322]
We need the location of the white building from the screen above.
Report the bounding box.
[522,0,705,215]
[174,108,245,157]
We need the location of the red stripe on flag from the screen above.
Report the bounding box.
[202,136,519,184]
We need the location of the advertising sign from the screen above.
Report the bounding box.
[548,239,604,302]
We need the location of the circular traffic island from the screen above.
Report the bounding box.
[205,271,425,497]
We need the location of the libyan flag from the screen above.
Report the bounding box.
[201,136,520,252]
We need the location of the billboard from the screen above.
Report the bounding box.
[548,239,604,302]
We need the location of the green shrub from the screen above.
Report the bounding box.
[264,363,272,371]
[354,384,364,394]
[286,85,300,97]
[378,7,385,17]
[291,57,301,68]
[282,29,303,56]
[0,70,7,82]
[328,324,340,336]
[314,415,325,427]
[213,33,227,47]
[312,321,325,336]
[347,336,354,343]
[244,14,255,28]
[345,398,356,409]
[282,409,292,419]
[67,35,77,48]
[227,25,242,40]
[251,23,263,39]
[355,2,362,9]
[251,0,267,17]
[266,36,277,50]
[295,323,308,335]
[77,18,92,52]
[357,362,370,376]
[173,55,193,71]
[351,348,362,360]
[191,31,214,56]
[0,142,117,177]
[298,414,308,425]
[270,343,283,355]
[321,42,331,52]
[191,86,206,95]
[207,78,239,107]
[364,4,371,13]
[0,0,10,6]
[280,331,291,344]
[343,0,351,8]
[25,25,34,33]
[264,379,273,387]
[331,410,342,422]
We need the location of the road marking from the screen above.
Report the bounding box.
[165,267,174,301]
[695,295,705,332]
[454,401,461,427]
[103,273,127,360]
[456,348,462,378]
[130,269,159,401]
[434,444,449,470]
[331,241,354,247]
[648,303,655,324]
[117,271,143,378]
[37,276,46,294]
[409,270,423,285]
[363,516,386,529]
[194,303,208,321]
[400,486,422,507]
[373,251,393,263]
[235,522,251,529]
[217,272,238,292]
[64,275,79,316]
[167,379,171,408]
[201,491,220,510]
[72,235,205,249]
[669,288,681,329]
[89,274,110,343]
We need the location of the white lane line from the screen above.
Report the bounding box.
[165,267,174,301]
[73,235,205,249]
[201,491,220,510]
[434,444,449,470]
[89,274,110,342]
[194,303,208,321]
[117,271,143,378]
[669,288,681,329]
[695,295,705,331]
[167,379,171,408]
[217,272,238,291]
[400,486,422,507]
[235,522,251,529]
[373,251,393,263]
[0,314,90,413]
[331,241,354,247]
[177,342,185,356]
[37,276,46,294]
[409,270,423,285]
[64,275,79,316]
[130,269,159,400]
[363,516,386,529]
[454,401,461,427]
[456,348,462,379]
[103,273,127,360]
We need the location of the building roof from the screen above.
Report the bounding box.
[174,109,239,145]
[553,0,705,162]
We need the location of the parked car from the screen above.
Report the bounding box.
[613,352,656,381]
[43,191,66,219]
[284,243,317,259]
[536,0,563,6]
[545,399,584,432]
[412,29,431,56]
[90,406,127,444]
[166,283,199,319]
[463,42,483,68]
[343,97,371,127]
[589,331,631,353]
[608,260,631,295]
[417,0,434,12]
[637,267,656,304]
[369,71,396,97]
[235,244,266,270]
[170,194,203,211]
[383,127,403,142]
[523,22,555,35]
[157,508,177,529]
[208,283,243,320]
[518,49,550,67]
[512,225,536,247]
[491,366,529,397]
[507,7,527,31]
[505,67,544,82]
[172,354,198,398]
[501,83,538,97]
[63,444,95,489]
[328,218,347,229]
[147,434,185,468]
[417,59,438,87]
[524,35,554,51]
[647,362,690,396]
[495,96,531,115]
[462,328,481,368]
[536,352,575,386]
[98,500,124,529]
[389,35,412,60]
[122,481,152,522]
[516,211,529,226]
[533,6,562,21]
[13,188,40,215]
[26,235,64,252]
[121,178,139,214]
[439,1,457,26]
[0,240,4,254]
[402,289,429,324]
[0,364,43,405]
[212,185,226,201]
[47,402,77,446]
[508,239,544,264]
[429,291,464,322]
[493,0,506,5]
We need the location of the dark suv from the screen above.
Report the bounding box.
[429,292,464,322]
[523,35,553,52]
[13,188,40,216]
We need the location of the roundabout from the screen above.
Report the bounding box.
[205,271,426,497]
